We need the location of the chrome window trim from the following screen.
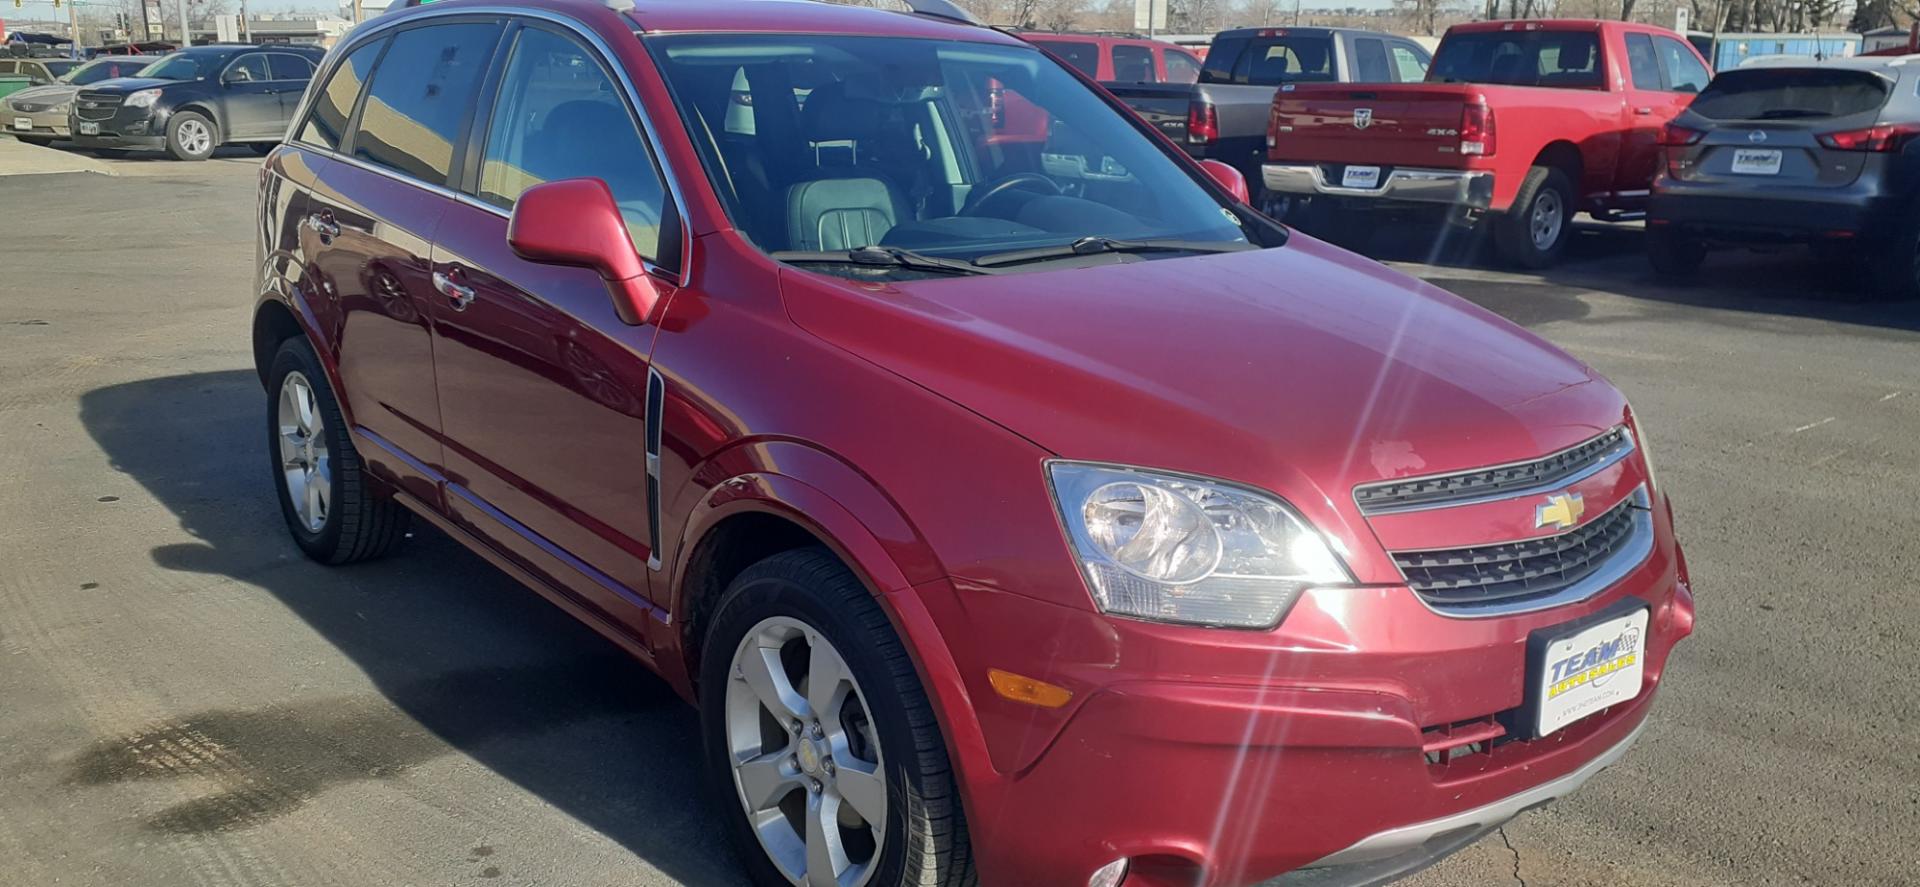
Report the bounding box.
[1354,426,1637,516]
[1404,487,1656,620]
[287,3,693,286]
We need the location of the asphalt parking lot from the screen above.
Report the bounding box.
[1,145,1916,887]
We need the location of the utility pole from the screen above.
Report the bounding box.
[68,0,79,58]
[354,0,363,25]
[178,0,189,45]
[238,0,248,42]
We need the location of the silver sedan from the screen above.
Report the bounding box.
[5,55,160,145]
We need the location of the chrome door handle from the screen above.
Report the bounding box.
[432,270,476,311]
[307,211,340,242]
[1634,107,1654,115]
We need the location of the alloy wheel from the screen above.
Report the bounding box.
[276,371,331,532]
[725,616,887,887]
[176,118,211,155]
[1529,188,1564,252]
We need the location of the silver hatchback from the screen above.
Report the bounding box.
[1648,55,1920,295]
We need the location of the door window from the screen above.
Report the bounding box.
[1165,50,1200,84]
[1389,45,1428,82]
[1625,34,1662,90]
[1030,40,1098,78]
[353,22,502,186]
[1233,36,1337,84]
[0,63,13,75]
[267,53,316,82]
[1111,45,1156,83]
[1656,36,1710,94]
[224,54,270,84]
[297,37,385,152]
[1354,38,1392,82]
[477,26,669,261]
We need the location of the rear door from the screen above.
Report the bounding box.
[429,20,681,616]
[1618,30,1703,195]
[264,52,318,137]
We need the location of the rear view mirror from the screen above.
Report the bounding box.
[507,178,663,325]
[1198,159,1249,204]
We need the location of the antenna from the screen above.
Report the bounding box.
[876,0,981,26]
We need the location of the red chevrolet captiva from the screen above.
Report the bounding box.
[251,0,1695,883]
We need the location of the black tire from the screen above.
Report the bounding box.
[1494,165,1576,269]
[14,135,53,147]
[164,110,217,161]
[700,548,975,887]
[1864,213,1920,300]
[265,336,410,564]
[248,141,278,156]
[1302,197,1368,250]
[1646,227,1707,278]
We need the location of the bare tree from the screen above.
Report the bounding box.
[1238,0,1284,24]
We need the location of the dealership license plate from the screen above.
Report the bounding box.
[1730,148,1782,175]
[77,121,100,135]
[12,117,31,132]
[1341,165,1382,189]
[1531,608,1649,737]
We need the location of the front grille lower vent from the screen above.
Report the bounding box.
[1354,427,1632,514]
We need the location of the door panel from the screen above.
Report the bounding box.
[220,54,281,140]
[297,152,449,501]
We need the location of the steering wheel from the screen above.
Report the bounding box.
[960,172,1063,217]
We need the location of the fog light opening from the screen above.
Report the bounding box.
[1089,856,1129,887]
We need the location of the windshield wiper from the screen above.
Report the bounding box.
[973,236,1255,268]
[772,246,998,276]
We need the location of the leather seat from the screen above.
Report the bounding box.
[783,83,912,251]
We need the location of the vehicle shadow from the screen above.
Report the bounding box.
[76,369,745,885]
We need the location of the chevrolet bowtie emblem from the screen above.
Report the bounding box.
[1536,493,1585,531]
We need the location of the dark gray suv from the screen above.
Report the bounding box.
[1648,56,1920,295]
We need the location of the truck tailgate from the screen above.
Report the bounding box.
[1271,83,1480,167]
[1107,83,1195,143]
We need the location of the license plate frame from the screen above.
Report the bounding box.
[1730,148,1782,176]
[1341,165,1382,189]
[1519,598,1650,739]
[12,117,32,132]
[77,121,100,135]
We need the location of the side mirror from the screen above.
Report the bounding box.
[1198,159,1249,204]
[507,178,663,326]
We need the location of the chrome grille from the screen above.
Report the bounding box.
[74,92,122,120]
[1393,490,1651,614]
[11,101,52,113]
[1354,427,1633,515]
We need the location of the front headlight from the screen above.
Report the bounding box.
[1048,462,1351,629]
[1628,414,1658,493]
[124,89,162,108]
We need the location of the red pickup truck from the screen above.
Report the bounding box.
[1261,19,1714,266]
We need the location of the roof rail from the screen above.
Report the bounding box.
[863,0,980,26]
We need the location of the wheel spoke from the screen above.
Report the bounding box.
[741,645,809,723]
[294,382,316,434]
[806,636,847,720]
[833,756,886,826]
[734,750,802,812]
[804,792,846,887]
[304,469,325,527]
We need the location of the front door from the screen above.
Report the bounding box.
[263,52,319,139]
[219,53,282,140]
[428,21,680,622]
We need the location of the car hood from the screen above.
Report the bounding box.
[5,83,77,105]
[79,77,174,93]
[780,235,1625,517]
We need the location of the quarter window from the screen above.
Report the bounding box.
[1626,33,1662,90]
[1111,45,1156,83]
[1656,37,1710,93]
[477,26,668,261]
[297,37,385,152]
[1030,40,1098,78]
[1354,38,1392,82]
[267,53,316,81]
[1165,50,1200,84]
[353,22,502,186]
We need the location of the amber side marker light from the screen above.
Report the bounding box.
[987,669,1073,708]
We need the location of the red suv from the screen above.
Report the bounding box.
[252,0,1694,885]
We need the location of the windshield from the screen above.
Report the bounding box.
[66,57,149,85]
[646,34,1249,276]
[137,53,213,81]
[1429,30,1604,88]
[1689,68,1892,120]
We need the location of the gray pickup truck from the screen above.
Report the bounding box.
[1109,27,1431,212]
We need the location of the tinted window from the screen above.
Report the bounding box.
[1689,68,1890,120]
[139,53,215,81]
[297,38,385,152]
[0,63,13,75]
[1354,38,1391,82]
[70,58,148,84]
[224,54,269,83]
[1390,45,1427,81]
[1429,31,1602,89]
[1234,36,1336,85]
[45,61,78,78]
[1656,37,1710,93]
[1031,40,1098,78]
[478,27,667,260]
[1626,33,1662,89]
[354,22,501,186]
[1111,45,1156,83]
[268,53,316,81]
[1165,50,1200,84]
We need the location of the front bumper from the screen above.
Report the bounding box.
[66,104,165,151]
[911,506,1693,887]
[1263,163,1494,210]
[5,107,69,138]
